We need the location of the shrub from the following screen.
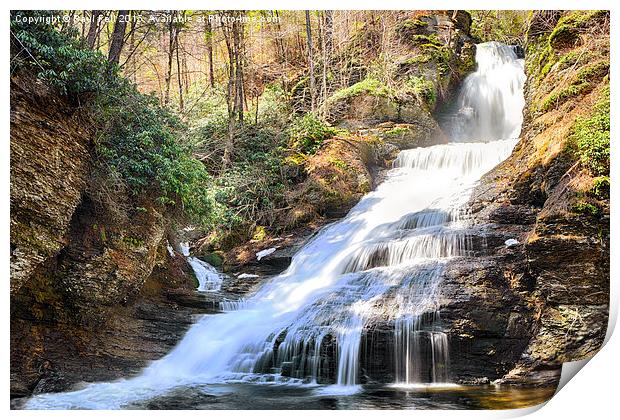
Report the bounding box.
[590,176,610,200]
[288,113,336,154]
[10,11,114,99]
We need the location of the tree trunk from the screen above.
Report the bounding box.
[163,13,175,106]
[222,16,236,169]
[86,10,102,49]
[206,18,215,88]
[305,11,316,112]
[321,11,334,117]
[233,18,245,124]
[108,10,128,65]
[176,34,184,112]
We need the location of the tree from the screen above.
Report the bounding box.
[205,17,215,88]
[108,10,128,65]
[305,10,316,111]
[163,11,178,106]
[176,10,185,112]
[321,10,333,116]
[86,10,102,48]
[220,11,247,168]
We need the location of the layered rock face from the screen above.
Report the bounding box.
[439,11,610,386]
[10,75,202,398]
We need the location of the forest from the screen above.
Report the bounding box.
[10,10,532,250]
[10,10,609,410]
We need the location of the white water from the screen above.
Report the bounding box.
[26,42,525,409]
[179,241,223,292]
[449,42,525,142]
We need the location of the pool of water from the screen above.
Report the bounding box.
[120,383,556,410]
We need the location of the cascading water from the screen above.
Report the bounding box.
[25,41,525,409]
[448,42,526,142]
[180,241,223,292]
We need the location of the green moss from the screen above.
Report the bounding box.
[573,201,601,217]
[121,236,145,248]
[283,152,308,166]
[402,54,433,65]
[328,78,393,104]
[252,226,267,241]
[568,86,610,176]
[385,126,411,137]
[201,252,223,268]
[396,18,428,34]
[328,157,349,171]
[540,82,589,111]
[540,61,608,111]
[405,76,437,108]
[590,176,610,200]
[549,11,608,49]
[411,34,443,47]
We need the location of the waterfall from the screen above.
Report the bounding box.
[180,241,223,292]
[449,41,525,142]
[25,42,525,409]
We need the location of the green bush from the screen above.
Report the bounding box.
[590,176,610,200]
[11,11,221,229]
[288,113,336,154]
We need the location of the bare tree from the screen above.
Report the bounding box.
[321,10,333,116]
[176,11,185,112]
[205,18,215,88]
[305,11,316,111]
[221,11,246,168]
[163,11,177,106]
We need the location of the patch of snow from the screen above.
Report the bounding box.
[256,247,277,261]
[505,238,520,247]
[237,273,260,279]
[166,243,175,257]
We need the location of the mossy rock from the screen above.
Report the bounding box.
[199,251,224,268]
[548,11,609,50]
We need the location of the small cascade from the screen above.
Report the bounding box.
[25,41,525,409]
[394,314,450,385]
[179,241,223,292]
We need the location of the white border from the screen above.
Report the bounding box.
[3,1,618,419]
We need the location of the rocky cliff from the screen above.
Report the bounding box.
[10,75,204,399]
[440,10,610,386]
